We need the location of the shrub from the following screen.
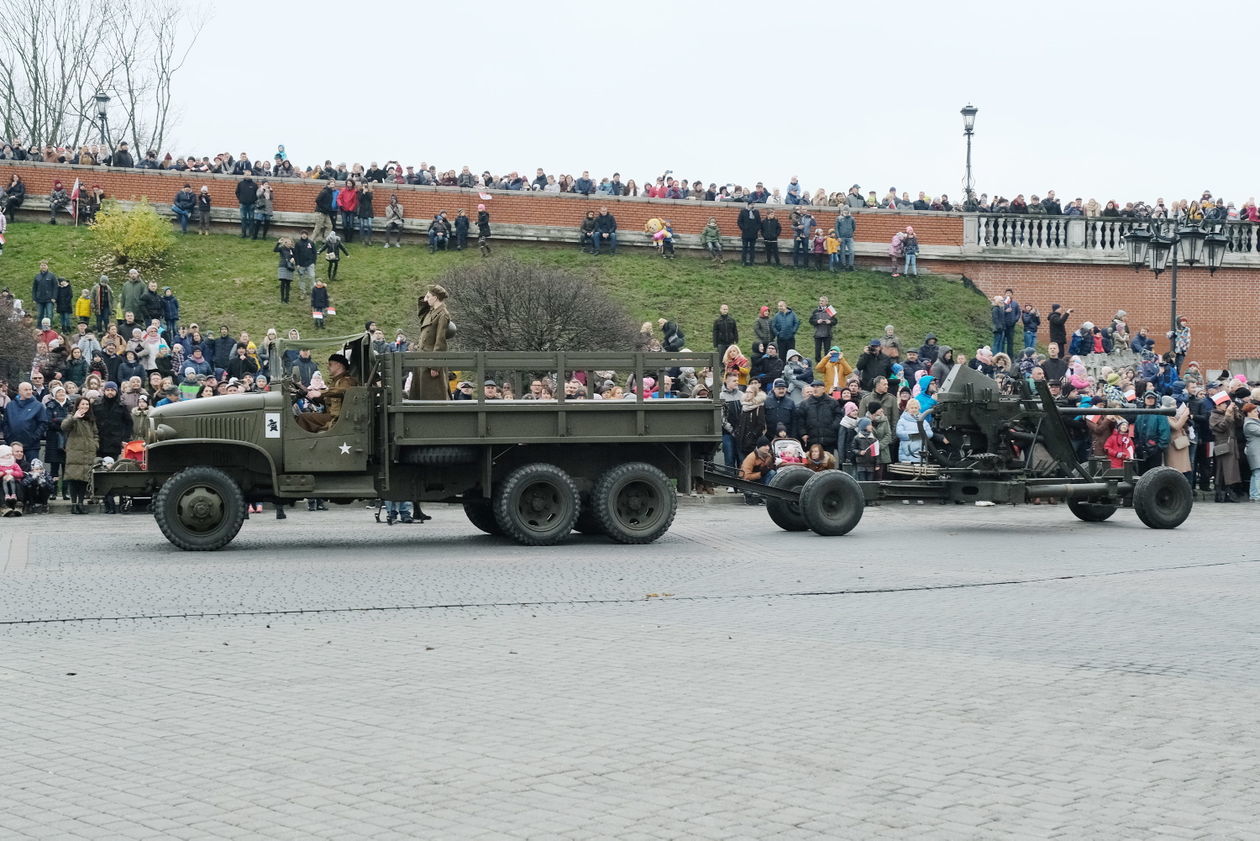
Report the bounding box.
[435,258,642,352]
[0,295,36,382]
[89,199,176,277]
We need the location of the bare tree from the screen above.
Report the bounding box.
[435,259,643,352]
[0,0,203,152]
[0,296,36,383]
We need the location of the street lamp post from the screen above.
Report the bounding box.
[960,104,978,207]
[94,91,110,149]
[1123,221,1228,357]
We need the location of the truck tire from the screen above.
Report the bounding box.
[765,466,813,532]
[152,466,246,551]
[463,494,502,536]
[592,462,676,545]
[399,446,479,466]
[573,494,605,535]
[493,463,579,546]
[799,471,864,537]
[1067,499,1117,522]
[1133,466,1193,529]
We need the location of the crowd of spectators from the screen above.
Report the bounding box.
[3,259,1258,516]
[3,139,1258,227]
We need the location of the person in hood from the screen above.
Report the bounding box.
[929,345,955,383]
[915,374,939,413]
[753,305,774,351]
[918,334,940,365]
[701,217,723,263]
[781,349,812,403]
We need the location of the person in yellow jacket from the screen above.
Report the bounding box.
[74,288,92,324]
[824,231,841,272]
[814,345,853,393]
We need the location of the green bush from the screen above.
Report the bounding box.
[89,199,176,277]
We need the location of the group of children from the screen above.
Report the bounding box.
[0,444,53,516]
[698,217,853,270]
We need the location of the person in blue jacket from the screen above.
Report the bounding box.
[770,300,800,356]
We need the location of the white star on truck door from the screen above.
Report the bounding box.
[338,442,352,455]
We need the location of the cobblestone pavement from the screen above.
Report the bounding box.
[2,503,1257,840]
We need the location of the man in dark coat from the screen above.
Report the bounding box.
[92,382,134,459]
[1047,304,1071,349]
[808,296,836,362]
[211,326,236,369]
[737,204,761,266]
[592,207,617,255]
[795,381,839,449]
[3,381,48,454]
[712,304,738,352]
[31,261,58,325]
[856,339,894,391]
[235,176,258,238]
[763,379,797,439]
[750,343,785,386]
[760,210,782,266]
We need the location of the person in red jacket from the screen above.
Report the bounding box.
[1104,419,1134,468]
[336,179,360,242]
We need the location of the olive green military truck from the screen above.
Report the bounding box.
[94,334,722,551]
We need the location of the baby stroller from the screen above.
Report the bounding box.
[772,437,806,468]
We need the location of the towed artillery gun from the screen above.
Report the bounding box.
[714,363,1194,536]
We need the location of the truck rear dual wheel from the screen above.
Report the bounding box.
[591,462,676,545]
[152,466,246,551]
[798,471,865,536]
[494,463,580,546]
[463,491,503,536]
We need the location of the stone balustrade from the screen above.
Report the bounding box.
[968,214,1260,267]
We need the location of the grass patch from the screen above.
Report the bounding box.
[0,221,990,355]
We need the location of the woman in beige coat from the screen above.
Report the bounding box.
[61,395,99,514]
[407,284,452,400]
[1164,396,1192,480]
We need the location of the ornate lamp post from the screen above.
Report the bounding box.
[1123,222,1228,354]
[960,104,978,207]
[94,91,111,148]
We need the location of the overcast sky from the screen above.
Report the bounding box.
[175,0,1255,204]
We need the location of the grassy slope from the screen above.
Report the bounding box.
[0,221,990,355]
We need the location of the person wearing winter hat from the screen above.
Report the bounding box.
[753,305,774,350]
[48,179,70,223]
[476,203,491,256]
[852,417,879,481]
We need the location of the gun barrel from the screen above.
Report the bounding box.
[1053,407,1175,416]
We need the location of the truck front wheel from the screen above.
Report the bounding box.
[152,466,246,551]
[592,462,676,545]
[493,464,579,546]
